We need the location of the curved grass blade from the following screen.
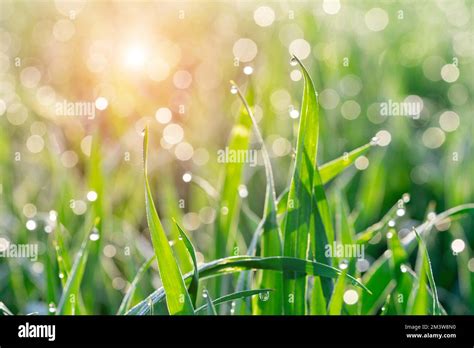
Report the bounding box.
[126,256,370,315]
[319,143,372,184]
[174,220,199,307]
[231,81,283,315]
[195,289,273,314]
[143,127,194,315]
[283,55,320,315]
[117,256,155,315]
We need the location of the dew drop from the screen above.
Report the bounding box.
[370,136,379,146]
[339,259,349,270]
[290,57,298,66]
[178,236,183,241]
[182,172,192,183]
[89,228,100,241]
[48,303,56,313]
[402,193,411,203]
[230,85,238,95]
[243,66,253,75]
[388,220,396,227]
[400,265,407,273]
[396,208,405,217]
[59,273,64,279]
[202,292,208,298]
[141,128,146,137]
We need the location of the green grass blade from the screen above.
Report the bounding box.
[202,289,217,315]
[283,55,320,315]
[117,256,155,315]
[126,256,370,315]
[319,143,372,184]
[310,277,327,315]
[328,270,346,315]
[231,82,283,315]
[142,127,194,315]
[56,221,98,315]
[174,220,200,307]
[411,229,441,315]
[160,174,193,274]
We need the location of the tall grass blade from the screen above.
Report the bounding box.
[283,55,320,315]
[142,127,194,315]
[231,82,283,315]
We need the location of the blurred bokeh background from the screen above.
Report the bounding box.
[0,0,473,314]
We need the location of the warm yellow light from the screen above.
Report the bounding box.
[123,45,147,69]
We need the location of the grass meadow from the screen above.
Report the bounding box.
[0,0,473,316]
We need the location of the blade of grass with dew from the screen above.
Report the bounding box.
[117,256,155,315]
[283,56,320,315]
[360,256,395,315]
[202,289,217,315]
[319,143,372,184]
[195,289,273,314]
[56,220,99,315]
[214,85,253,297]
[412,229,441,315]
[328,270,346,315]
[232,82,283,315]
[160,174,193,274]
[126,255,370,315]
[174,220,199,307]
[142,126,194,315]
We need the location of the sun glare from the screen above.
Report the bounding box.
[123,44,147,69]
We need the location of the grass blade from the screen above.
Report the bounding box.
[283,55,320,315]
[126,256,370,315]
[142,127,194,315]
[117,256,155,315]
[319,143,372,184]
[328,270,346,315]
[231,82,283,315]
[202,289,217,315]
[174,220,200,307]
[57,221,99,315]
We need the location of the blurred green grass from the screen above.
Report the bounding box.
[0,0,473,315]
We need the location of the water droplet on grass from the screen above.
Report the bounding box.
[290,57,298,66]
[89,228,100,241]
[230,85,238,94]
[48,303,56,313]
